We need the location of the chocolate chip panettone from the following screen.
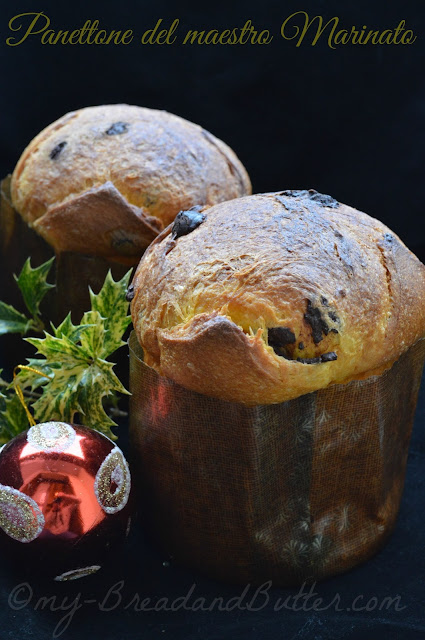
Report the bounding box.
[131,190,425,404]
[10,104,251,265]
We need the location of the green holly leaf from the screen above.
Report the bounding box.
[28,358,85,425]
[23,316,130,439]
[0,391,29,444]
[78,359,129,437]
[89,270,132,358]
[0,257,55,338]
[0,300,30,335]
[24,332,88,423]
[26,332,85,361]
[52,313,92,344]
[14,257,55,319]
[80,311,106,358]
[2,267,131,443]
[12,360,52,393]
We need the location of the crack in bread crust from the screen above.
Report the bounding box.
[10,104,251,261]
[131,192,425,405]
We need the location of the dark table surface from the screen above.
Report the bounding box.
[0,375,423,640]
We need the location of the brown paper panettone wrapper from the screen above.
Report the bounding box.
[54,252,130,323]
[0,176,131,370]
[1,175,131,322]
[129,331,425,586]
[0,176,53,313]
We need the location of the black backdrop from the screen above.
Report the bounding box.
[1,1,425,639]
[1,0,425,252]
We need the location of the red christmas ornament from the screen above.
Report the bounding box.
[0,422,132,581]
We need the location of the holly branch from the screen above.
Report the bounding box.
[0,259,132,442]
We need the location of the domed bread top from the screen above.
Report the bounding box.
[10,104,251,265]
[131,190,425,405]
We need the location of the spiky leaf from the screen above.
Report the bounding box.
[89,270,132,358]
[26,332,85,362]
[2,266,130,442]
[0,301,30,335]
[78,359,129,437]
[80,311,106,358]
[12,360,52,393]
[14,257,55,319]
[0,392,29,443]
[23,319,130,439]
[52,313,92,344]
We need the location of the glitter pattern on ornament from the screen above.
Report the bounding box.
[0,422,132,580]
[95,447,131,514]
[54,565,102,582]
[27,421,76,453]
[0,485,45,542]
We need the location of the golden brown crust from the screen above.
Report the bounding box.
[10,104,251,263]
[131,190,425,405]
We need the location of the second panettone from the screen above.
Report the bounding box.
[10,104,251,265]
[131,189,425,404]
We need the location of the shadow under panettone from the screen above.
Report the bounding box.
[128,331,425,587]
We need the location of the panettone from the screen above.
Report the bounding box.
[131,189,425,404]
[10,104,251,265]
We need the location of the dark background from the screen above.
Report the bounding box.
[1,1,425,639]
[1,0,425,253]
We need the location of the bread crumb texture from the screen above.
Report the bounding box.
[131,190,425,404]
